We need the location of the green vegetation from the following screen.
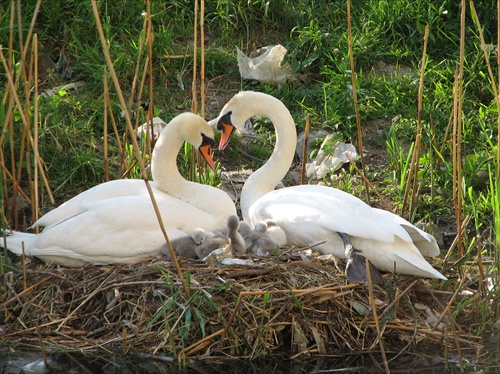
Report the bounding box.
[0,0,498,358]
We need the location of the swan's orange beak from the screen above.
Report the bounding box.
[199,133,216,171]
[199,143,216,171]
[218,122,235,150]
[216,112,236,150]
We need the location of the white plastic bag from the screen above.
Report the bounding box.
[305,135,358,179]
[237,45,293,84]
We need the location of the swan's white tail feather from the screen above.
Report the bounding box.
[394,252,447,280]
[0,231,35,255]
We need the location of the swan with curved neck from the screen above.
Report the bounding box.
[214,91,446,280]
[3,112,236,267]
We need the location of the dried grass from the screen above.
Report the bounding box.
[0,250,483,362]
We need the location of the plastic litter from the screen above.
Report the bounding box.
[237,45,293,84]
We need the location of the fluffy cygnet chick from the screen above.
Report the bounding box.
[227,215,246,254]
[161,228,206,260]
[195,215,246,259]
[195,236,229,259]
[238,221,253,237]
[245,222,279,256]
[264,220,288,246]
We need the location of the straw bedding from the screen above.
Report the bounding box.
[0,249,482,360]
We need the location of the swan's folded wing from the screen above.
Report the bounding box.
[252,186,413,245]
[34,179,151,229]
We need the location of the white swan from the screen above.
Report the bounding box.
[2,112,236,267]
[212,91,446,280]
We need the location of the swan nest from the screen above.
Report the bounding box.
[1,249,483,361]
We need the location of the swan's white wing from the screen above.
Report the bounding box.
[250,184,413,245]
[34,179,152,229]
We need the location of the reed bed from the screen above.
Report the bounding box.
[0,251,483,364]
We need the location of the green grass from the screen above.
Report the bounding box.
[0,0,499,343]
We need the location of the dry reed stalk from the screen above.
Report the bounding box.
[192,0,199,114]
[401,25,428,218]
[4,2,21,228]
[184,0,205,181]
[119,56,150,178]
[0,94,14,230]
[127,12,149,110]
[366,258,390,373]
[21,243,26,290]
[163,54,194,59]
[200,0,206,118]
[107,96,123,152]
[146,0,155,154]
[24,37,34,229]
[444,325,449,369]
[119,49,148,178]
[35,323,48,365]
[452,0,466,259]
[6,0,15,77]
[438,110,454,170]
[300,114,311,185]
[15,1,26,100]
[103,70,109,181]
[89,1,146,175]
[32,34,40,225]
[410,26,428,216]
[90,0,190,300]
[346,0,370,205]
[442,211,471,274]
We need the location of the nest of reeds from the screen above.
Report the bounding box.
[0,249,483,361]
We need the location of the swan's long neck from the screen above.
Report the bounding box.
[151,123,233,221]
[240,95,297,221]
[151,124,186,194]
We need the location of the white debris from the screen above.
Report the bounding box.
[304,134,358,179]
[136,117,167,140]
[237,45,293,85]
